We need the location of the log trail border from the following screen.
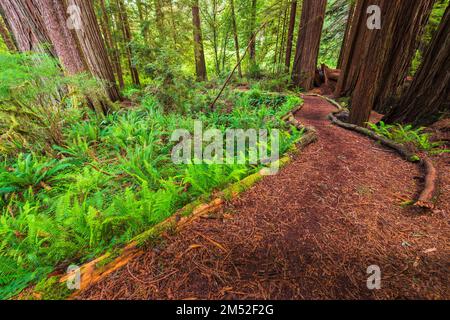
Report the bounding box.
[304,93,439,210]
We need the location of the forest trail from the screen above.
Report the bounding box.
[77,96,449,300]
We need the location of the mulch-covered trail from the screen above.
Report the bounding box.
[78,96,449,300]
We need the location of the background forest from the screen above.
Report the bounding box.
[0,0,448,299]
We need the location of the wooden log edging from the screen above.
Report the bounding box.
[56,103,318,298]
[305,93,439,210]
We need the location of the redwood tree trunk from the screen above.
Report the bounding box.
[0,14,16,52]
[336,2,354,69]
[154,0,165,38]
[230,0,242,78]
[336,0,434,101]
[383,5,450,127]
[0,0,54,56]
[192,1,207,82]
[68,0,121,102]
[347,0,435,126]
[291,0,327,90]
[284,0,297,72]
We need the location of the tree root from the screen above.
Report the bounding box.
[54,102,319,298]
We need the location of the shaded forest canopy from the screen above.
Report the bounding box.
[0,0,448,300]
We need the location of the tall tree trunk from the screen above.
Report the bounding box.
[0,0,55,56]
[336,2,354,69]
[383,5,449,127]
[0,14,16,52]
[273,4,283,71]
[334,0,369,97]
[291,0,327,90]
[347,0,435,126]
[117,0,140,86]
[100,0,124,88]
[249,0,257,68]
[220,18,231,72]
[230,0,242,78]
[284,0,297,72]
[68,0,121,102]
[192,0,207,81]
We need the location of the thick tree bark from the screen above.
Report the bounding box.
[0,14,16,52]
[37,0,87,75]
[192,1,207,82]
[68,0,121,102]
[291,0,327,90]
[336,2,354,69]
[383,6,450,127]
[347,0,435,126]
[284,0,297,72]
[230,0,242,78]
[0,0,54,56]
[2,0,120,110]
[336,0,434,101]
[334,0,369,98]
[117,0,140,86]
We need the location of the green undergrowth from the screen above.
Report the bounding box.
[0,83,303,299]
[367,121,448,155]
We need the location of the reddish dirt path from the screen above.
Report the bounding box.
[78,96,449,300]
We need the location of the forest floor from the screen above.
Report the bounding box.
[77,95,449,300]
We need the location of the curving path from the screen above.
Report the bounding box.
[78,96,449,300]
